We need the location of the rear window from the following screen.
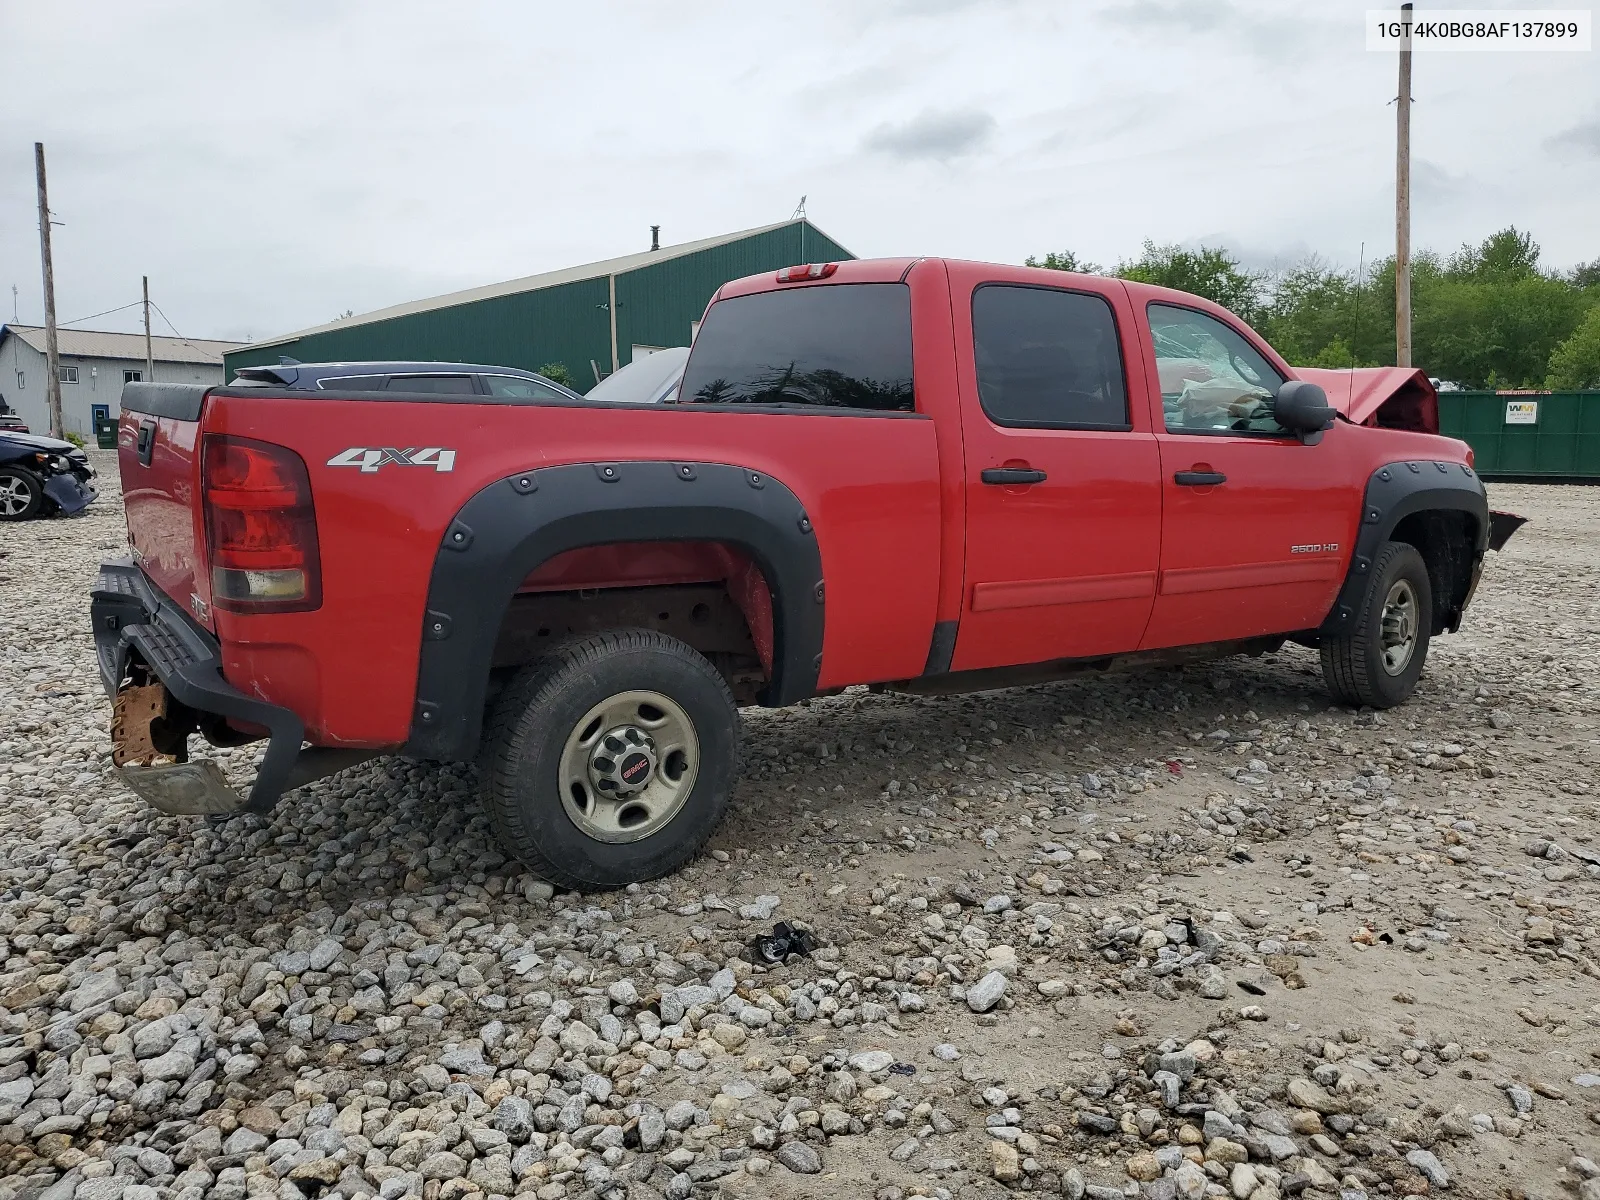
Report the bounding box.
[678,283,914,412]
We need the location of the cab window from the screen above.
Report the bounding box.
[1149,304,1286,435]
[972,285,1128,429]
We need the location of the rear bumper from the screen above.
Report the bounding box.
[91,558,306,814]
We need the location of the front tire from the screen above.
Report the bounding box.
[0,467,43,521]
[480,629,739,890]
[1321,540,1432,709]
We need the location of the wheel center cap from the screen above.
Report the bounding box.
[589,726,657,798]
[619,752,652,787]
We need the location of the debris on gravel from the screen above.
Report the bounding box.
[0,458,1596,1199]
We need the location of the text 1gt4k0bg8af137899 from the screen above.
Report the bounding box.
[91,258,1523,889]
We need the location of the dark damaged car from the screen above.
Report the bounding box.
[0,431,98,520]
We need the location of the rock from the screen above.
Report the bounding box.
[1526,918,1558,944]
[70,968,122,1013]
[492,1097,533,1142]
[419,1152,468,1180]
[739,895,780,920]
[1167,1162,1203,1200]
[1286,1078,1342,1115]
[776,1141,821,1174]
[1160,1050,1197,1082]
[965,970,1008,1013]
[1405,1149,1449,1189]
[1505,1083,1534,1115]
[848,1050,894,1073]
[141,1048,197,1082]
[1206,1138,1249,1166]
[638,1105,666,1151]
[288,1159,343,1186]
[990,1140,1021,1182]
[224,1128,269,1155]
[664,1100,701,1131]
[607,979,639,1006]
[1126,1151,1161,1181]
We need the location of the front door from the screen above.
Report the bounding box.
[950,272,1162,672]
[1138,302,1359,650]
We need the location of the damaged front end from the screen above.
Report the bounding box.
[93,558,371,817]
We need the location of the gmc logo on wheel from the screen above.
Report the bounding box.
[327,447,456,473]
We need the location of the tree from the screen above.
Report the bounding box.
[1546,304,1600,389]
[1113,242,1264,325]
[1024,250,1103,274]
[1570,259,1600,290]
[1022,226,1596,384]
[537,361,573,387]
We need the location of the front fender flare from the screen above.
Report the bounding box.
[404,460,824,761]
[1320,459,1487,636]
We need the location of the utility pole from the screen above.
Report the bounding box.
[143,276,154,382]
[35,142,63,438]
[1395,2,1413,368]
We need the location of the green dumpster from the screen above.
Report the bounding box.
[1437,390,1600,480]
[94,418,117,449]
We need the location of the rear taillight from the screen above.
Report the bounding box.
[776,262,838,282]
[202,435,322,613]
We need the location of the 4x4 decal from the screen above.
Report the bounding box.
[327,447,456,473]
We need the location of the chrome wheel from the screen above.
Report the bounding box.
[557,690,698,843]
[1379,579,1419,675]
[0,475,34,517]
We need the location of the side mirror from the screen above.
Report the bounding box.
[1274,380,1336,445]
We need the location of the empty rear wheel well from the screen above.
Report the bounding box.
[489,540,775,705]
[1389,510,1479,634]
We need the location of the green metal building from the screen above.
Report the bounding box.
[223,220,853,390]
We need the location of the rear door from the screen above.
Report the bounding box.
[948,267,1161,671]
[1136,300,1357,649]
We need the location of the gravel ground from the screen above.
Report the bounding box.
[0,449,1597,1200]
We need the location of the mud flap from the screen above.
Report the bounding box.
[116,760,246,815]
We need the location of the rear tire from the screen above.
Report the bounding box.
[0,467,43,521]
[1320,540,1431,709]
[480,629,739,891]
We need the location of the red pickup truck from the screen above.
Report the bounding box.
[94,258,1520,889]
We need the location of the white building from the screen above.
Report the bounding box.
[0,325,239,439]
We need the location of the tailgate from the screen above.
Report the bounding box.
[118,382,215,632]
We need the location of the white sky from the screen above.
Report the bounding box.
[2,0,1596,344]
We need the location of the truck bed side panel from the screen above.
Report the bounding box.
[202,394,943,746]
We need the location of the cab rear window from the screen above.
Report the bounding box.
[679,283,914,412]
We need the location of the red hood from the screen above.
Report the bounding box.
[1293,366,1439,434]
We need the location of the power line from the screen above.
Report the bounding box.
[149,300,210,355]
[58,300,143,328]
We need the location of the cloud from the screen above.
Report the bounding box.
[863,108,997,160]
[1096,0,1320,59]
[1548,116,1600,157]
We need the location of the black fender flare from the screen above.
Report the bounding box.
[1320,459,1487,636]
[404,460,824,761]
